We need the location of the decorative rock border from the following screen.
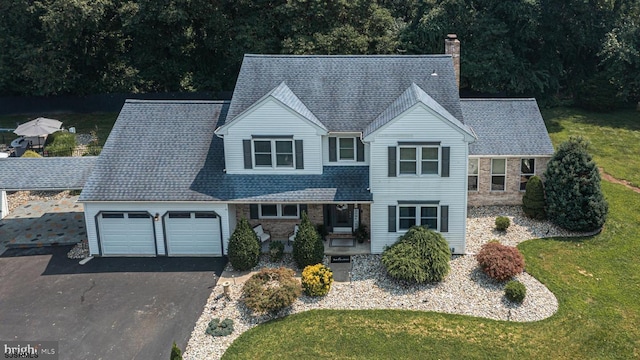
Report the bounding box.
[184,206,590,359]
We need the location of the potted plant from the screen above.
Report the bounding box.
[353,224,369,243]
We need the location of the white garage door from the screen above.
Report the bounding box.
[164,212,222,256]
[99,212,156,255]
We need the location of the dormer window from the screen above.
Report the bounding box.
[328,136,365,163]
[253,139,294,168]
[339,138,355,160]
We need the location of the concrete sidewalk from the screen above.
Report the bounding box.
[0,196,85,255]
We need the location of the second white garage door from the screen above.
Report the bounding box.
[164,211,222,256]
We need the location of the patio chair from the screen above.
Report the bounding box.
[288,224,299,245]
[253,224,271,243]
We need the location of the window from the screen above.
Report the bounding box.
[468,158,479,191]
[491,159,506,191]
[253,139,294,168]
[398,146,439,175]
[520,158,535,191]
[398,205,438,230]
[339,138,355,160]
[259,204,299,218]
[329,136,364,162]
[399,148,417,174]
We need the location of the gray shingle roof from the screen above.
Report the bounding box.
[460,99,554,156]
[228,55,463,132]
[79,100,370,202]
[0,157,97,191]
[364,83,472,138]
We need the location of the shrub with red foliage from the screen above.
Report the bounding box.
[475,242,525,281]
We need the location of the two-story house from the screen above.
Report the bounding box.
[78,37,554,257]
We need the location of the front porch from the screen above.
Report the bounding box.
[236,202,371,255]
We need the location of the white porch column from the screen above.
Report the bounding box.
[0,191,8,219]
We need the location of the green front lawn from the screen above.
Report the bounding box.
[224,107,640,359]
[224,181,640,359]
[542,107,640,186]
[0,113,118,147]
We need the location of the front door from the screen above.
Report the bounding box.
[329,204,353,233]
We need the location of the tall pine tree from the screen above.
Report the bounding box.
[544,137,608,231]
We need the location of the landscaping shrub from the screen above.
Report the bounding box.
[504,280,527,303]
[316,224,328,241]
[45,132,77,157]
[292,212,325,269]
[381,226,451,284]
[544,137,608,232]
[242,267,301,313]
[522,175,546,220]
[205,318,234,337]
[353,224,369,243]
[227,218,260,271]
[495,216,510,231]
[21,150,42,158]
[269,240,284,262]
[301,264,333,296]
[476,242,525,281]
[170,342,183,360]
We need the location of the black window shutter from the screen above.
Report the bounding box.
[299,204,307,218]
[243,140,252,169]
[388,147,397,177]
[441,147,450,177]
[329,137,337,162]
[357,139,365,162]
[388,205,396,232]
[440,205,449,232]
[249,204,259,219]
[295,140,304,169]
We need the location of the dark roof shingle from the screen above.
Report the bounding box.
[79,100,370,202]
[461,99,554,156]
[228,55,463,132]
[0,157,97,191]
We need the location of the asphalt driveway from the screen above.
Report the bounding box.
[0,246,226,359]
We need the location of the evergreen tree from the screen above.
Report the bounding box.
[227,217,260,271]
[292,211,324,269]
[170,342,183,360]
[522,175,546,219]
[544,137,608,231]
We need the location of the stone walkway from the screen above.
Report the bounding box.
[0,195,85,255]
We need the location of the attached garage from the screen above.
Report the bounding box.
[98,212,156,255]
[164,211,223,256]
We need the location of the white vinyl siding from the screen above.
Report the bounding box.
[83,202,231,257]
[222,98,323,174]
[366,104,471,254]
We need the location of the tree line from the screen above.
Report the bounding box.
[1,0,638,109]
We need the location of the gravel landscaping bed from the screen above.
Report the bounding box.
[6,190,75,213]
[184,206,589,360]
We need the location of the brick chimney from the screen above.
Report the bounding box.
[444,34,460,89]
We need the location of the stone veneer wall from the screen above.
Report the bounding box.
[236,204,370,239]
[468,157,550,206]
